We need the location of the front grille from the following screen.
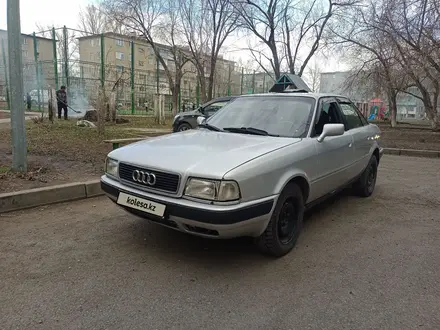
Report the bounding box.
[118,162,180,193]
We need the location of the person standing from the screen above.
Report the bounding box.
[26,92,32,110]
[56,85,68,120]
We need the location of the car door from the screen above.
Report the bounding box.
[337,99,372,176]
[309,98,355,200]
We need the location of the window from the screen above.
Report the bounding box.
[314,101,344,136]
[116,52,124,60]
[90,52,94,61]
[139,61,144,67]
[116,65,124,72]
[207,96,315,138]
[139,47,145,54]
[139,74,146,80]
[148,57,154,65]
[116,39,124,46]
[339,103,364,130]
[139,86,146,92]
[22,50,29,57]
[90,39,95,46]
[23,37,27,45]
[204,101,229,116]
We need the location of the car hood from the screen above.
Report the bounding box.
[177,109,201,117]
[109,129,301,178]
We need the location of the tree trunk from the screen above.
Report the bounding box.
[425,107,440,132]
[207,58,217,101]
[387,89,397,128]
[171,84,179,116]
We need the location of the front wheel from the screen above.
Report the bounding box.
[255,183,305,258]
[177,123,191,131]
[353,155,378,197]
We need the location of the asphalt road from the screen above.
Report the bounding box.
[1,155,440,330]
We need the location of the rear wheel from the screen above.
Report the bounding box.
[353,155,378,197]
[255,183,304,258]
[177,123,191,131]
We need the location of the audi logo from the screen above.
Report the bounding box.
[132,170,157,186]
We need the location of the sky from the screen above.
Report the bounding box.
[0,0,346,75]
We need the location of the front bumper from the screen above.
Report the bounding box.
[379,147,384,159]
[101,176,276,239]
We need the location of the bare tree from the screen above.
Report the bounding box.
[180,0,238,101]
[232,0,357,79]
[104,0,189,116]
[328,2,411,127]
[305,61,321,92]
[335,0,440,130]
[78,4,127,36]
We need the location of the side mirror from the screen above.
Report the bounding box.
[317,123,345,142]
[197,116,206,125]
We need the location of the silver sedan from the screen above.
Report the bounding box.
[101,92,383,257]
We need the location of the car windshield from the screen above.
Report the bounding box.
[205,95,315,138]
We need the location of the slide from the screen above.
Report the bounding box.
[368,113,376,121]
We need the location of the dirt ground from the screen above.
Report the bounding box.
[0,117,172,193]
[0,118,439,193]
[378,123,440,150]
[0,112,10,119]
[1,155,439,329]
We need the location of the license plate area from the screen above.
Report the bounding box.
[117,192,166,217]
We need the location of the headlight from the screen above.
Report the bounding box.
[105,157,119,177]
[184,178,240,201]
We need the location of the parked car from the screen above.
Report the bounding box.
[172,96,237,132]
[101,92,383,257]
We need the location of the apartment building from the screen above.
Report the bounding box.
[78,32,239,108]
[0,29,55,97]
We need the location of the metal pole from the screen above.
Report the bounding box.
[156,56,159,95]
[130,41,135,114]
[227,65,231,96]
[7,0,27,172]
[252,70,256,94]
[196,79,200,107]
[178,88,181,111]
[100,34,105,88]
[1,39,10,110]
[52,27,58,90]
[33,32,41,111]
[63,26,69,87]
[262,73,266,93]
[240,67,244,95]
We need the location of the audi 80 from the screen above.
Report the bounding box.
[101,92,383,257]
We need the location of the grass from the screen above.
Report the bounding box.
[0,117,173,168]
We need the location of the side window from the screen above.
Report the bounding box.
[339,103,364,130]
[204,101,228,116]
[314,101,344,136]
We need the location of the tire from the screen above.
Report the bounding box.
[255,183,305,258]
[353,155,378,197]
[177,123,192,131]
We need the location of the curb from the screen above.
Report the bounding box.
[0,180,104,214]
[383,148,440,158]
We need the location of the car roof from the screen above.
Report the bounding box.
[238,92,348,100]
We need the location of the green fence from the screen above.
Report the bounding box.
[0,27,276,114]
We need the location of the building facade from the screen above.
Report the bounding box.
[0,29,55,100]
[77,32,239,109]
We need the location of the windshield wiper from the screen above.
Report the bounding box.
[223,127,279,137]
[198,123,221,131]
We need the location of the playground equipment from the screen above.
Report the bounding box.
[368,98,389,120]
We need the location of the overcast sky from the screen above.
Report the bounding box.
[0,0,346,75]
